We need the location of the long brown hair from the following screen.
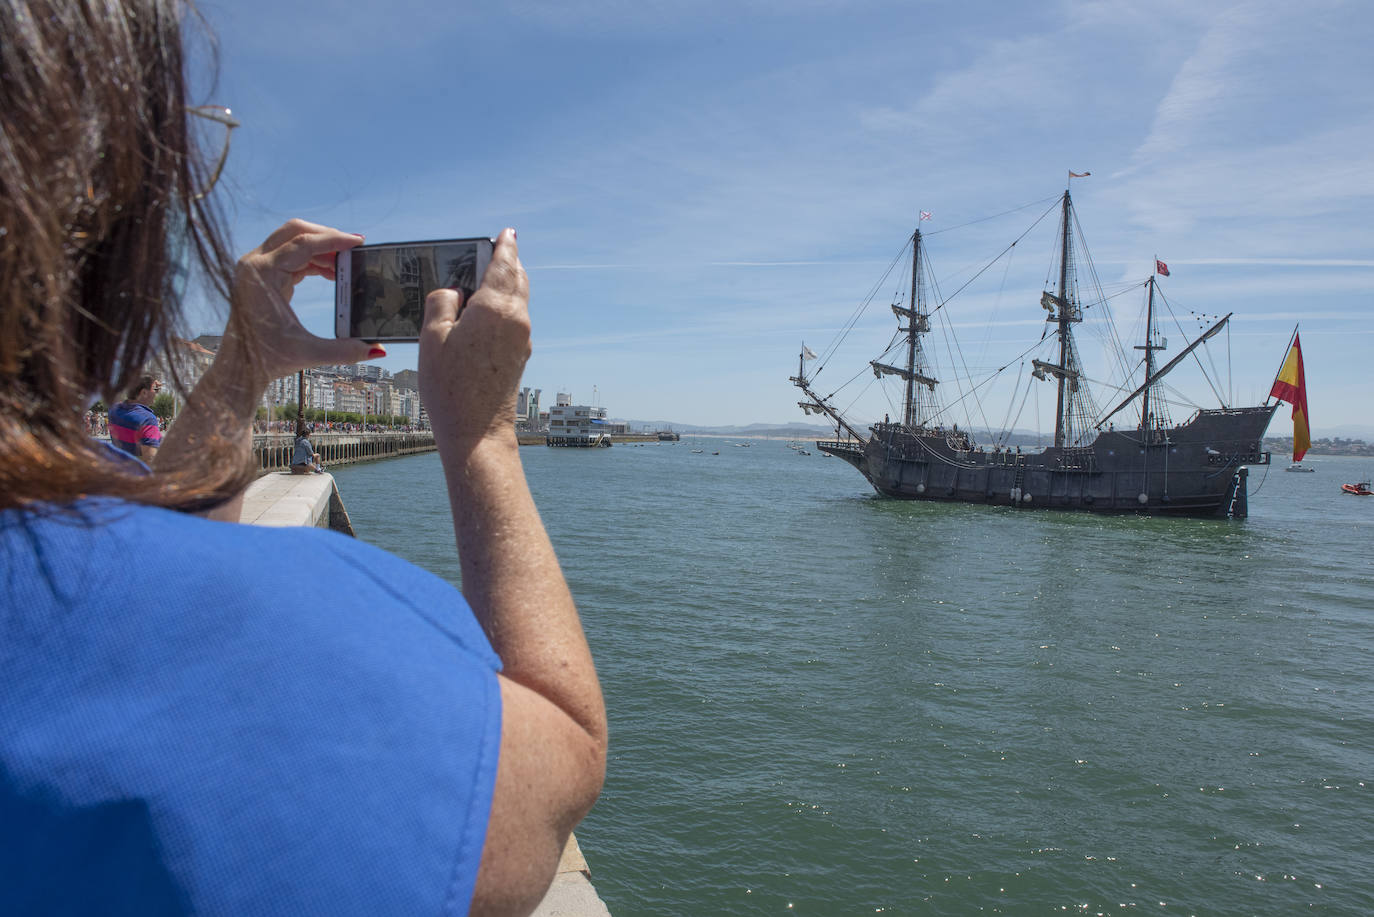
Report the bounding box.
[0,0,251,511]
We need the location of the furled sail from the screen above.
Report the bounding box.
[871,361,937,390]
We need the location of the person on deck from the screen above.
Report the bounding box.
[0,3,606,915]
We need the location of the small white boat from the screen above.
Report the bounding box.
[1285,462,1315,473]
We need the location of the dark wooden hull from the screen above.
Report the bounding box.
[818,405,1279,518]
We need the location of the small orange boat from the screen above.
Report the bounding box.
[1341,481,1372,496]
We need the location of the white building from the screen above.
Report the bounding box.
[398,388,423,425]
[547,395,609,446]
[263,373,298,416]
[306,373,335,411]
[516,387,542,430]
[333,380,366,416]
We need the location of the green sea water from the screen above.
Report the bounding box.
[332,442,1373,916]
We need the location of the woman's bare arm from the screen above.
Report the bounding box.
[419,230,607,916]
[155,220,377,521]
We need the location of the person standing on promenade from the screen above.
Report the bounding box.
[108,374,164,461]
[0,3,605,916]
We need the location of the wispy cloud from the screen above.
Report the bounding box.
[210,0,1374,426]
[1173,258,1374,268]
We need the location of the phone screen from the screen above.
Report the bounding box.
[337,238,491,341]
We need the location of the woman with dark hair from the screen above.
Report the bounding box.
[0,3,605,915]
[290,423,324,473]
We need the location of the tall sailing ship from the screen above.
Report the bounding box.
[791,186,1280,518]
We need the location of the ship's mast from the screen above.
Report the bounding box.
[1031,190,1085,445]
[902,230,923,427]
[871,228,937,428]
[1053,191,1073,447]
[1137,276,1160,429]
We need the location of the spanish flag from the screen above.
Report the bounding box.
[1269,332,1310,461]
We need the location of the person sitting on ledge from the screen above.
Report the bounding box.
[291,423,325,474]
[0,3,606,915]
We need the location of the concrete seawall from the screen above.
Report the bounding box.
[241,471,610,915]
[254,430,670,472]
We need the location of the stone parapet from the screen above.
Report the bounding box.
[253,432,436,474]
[531,836,611,917]
[240,471,352,532]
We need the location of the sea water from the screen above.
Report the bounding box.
[332,442,1373,916]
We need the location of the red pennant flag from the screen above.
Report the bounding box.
[1155,259,1170,276]
[1269,333,1310,461]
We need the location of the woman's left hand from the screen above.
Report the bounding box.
[229,218,381,382]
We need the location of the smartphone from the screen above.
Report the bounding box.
[335,237,493,342]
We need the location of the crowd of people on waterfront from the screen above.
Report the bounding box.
[86,411,428,439]
[249,419,428,435]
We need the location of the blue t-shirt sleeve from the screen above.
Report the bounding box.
[1,505,503,916]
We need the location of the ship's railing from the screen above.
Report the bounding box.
[817,440,864,456]
[1059,446,1098,471]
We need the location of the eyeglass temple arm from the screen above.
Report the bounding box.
[187,106,240,202]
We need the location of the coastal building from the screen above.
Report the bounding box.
[547,393,611,447]
[398,388,423,425]
[263,373,299,417]
[516,387,542,431]
[351,363,388,383]
[366,381,398,419]
[155,338,216,395]
[333,380,366,417]
[305,373,335,411]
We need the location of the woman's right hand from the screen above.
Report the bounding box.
[230,219,380,384]
[418,228,529,451]
[421,229,607,915]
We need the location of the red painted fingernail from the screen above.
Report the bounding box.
[368,346,386,358]
[352,233,365,239]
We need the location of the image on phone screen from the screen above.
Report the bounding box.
[344,239,487,341]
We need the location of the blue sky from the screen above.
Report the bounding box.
[195,0,1372,435]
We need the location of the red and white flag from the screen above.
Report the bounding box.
[919,210,932,221]
[1155,259,1170,276]
[1069,170,1091,178]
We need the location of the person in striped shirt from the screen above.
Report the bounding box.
[108,374,163,461]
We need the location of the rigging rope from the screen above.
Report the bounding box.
[926,194,1060,237]
[1070,207,1135,390]
[928,198,1060,318]
[923,334,1056,428]
[812,237,912,376]
[1154,287,1229,406]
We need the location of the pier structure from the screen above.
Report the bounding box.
[252,431,436,473]
[253,430,672,471]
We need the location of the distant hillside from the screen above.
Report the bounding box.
[619,419,1056,443]
[619,420,836,438]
